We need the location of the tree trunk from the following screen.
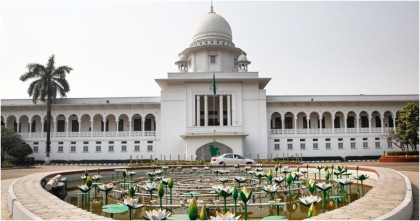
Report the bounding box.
[45,77,52,164]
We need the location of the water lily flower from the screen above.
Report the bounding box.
[298,195,322,207]
[267,168,273,184]
[92,175,103,181]
[204,166,210,170]
[145,209,171,220]
[155,170,163,175]
[239,187,252,220]
[247,170,255,175]
[219,170,229,175]
[127,171,136,176]
[177,166,183,171]
[262,184,279,193]
[234,163,240,168]
[80,175,87,180]
[199,205,208,220]
[285,173,293,186]
[255,167,263,172]
[78,184,90,193]
[124,196,141,208]
[98,183,114,191]
[233,176,247,187]
[354,174,369,181]
[316,182,332,191]
[255,171,265,184]
[162,165,169,170]
[86,176,93,188]
[142,182,158,191]
[212,184,233,197]
[218,177,229,184]
[210,211,241,220]
[337,178,353,185]
[273,176,285,185]
[244,166,251,171]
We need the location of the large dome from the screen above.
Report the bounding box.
[192,12,232,43]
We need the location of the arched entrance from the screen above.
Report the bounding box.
[196,142,233,161]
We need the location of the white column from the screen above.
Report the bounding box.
[319,117,323,134]
[65,120,68,136]
[129,119,132,136]
[116,120,119,132]
[381,117,384,133]
[151,119,155,131]
[142,118,145,132]
[332,117,335,134]
[196,95,200,126]
[103,120,106,136]
[204,95,208,126]
[294,118,297,134]
[219,95,223,126]
[41,120,44,137]
[29,121,32,133]
[306,118,310,134]
[344,117,347,134]
[392,118,396,131]
[368,117,372,133]
[227,95,231,126]
[78,120,81,136]
[356,117,360,133]
[90,120,94,137]
[53,120,57,137]
[281,117,285,134]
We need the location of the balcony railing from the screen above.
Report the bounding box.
[19,131,156,138]
[271,127,392,135]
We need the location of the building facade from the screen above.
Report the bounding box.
[1,8,418,162]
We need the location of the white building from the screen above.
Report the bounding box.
[1,8,418,162]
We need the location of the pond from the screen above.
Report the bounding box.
[63,166,372,220]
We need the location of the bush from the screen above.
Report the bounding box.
[387,151,419,156]
[7,144,33,165]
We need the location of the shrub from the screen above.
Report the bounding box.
[387,151,419,156]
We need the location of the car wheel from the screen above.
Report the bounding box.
[219,162,225,165]
[246,162,252,165]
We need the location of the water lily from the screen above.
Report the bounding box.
[336,178,352,195]
[91,174,103,181]
[204,166,210,170]
[158,183,165,208]
[233,176,247,187]
[98,183,114,191]
[239,187,252,220]
[316,182,332,212]
[145,209,171,220]
[141,182,158,202]
[213,184,233,213]
[177,166,183,171]
[267,168,273,184]
[162,165,169,171]
[124,196,140,208]
[354,174,369,196]
[262,184,279,200]
[219,170,229,175]
[273,176,285,186]
[210,211,241,220]
[255,167,263,172]
[127,171,136,176]
[298,195,322,207]
[188,198,198,220]
[78,184,90,193]
[155,170,163,176]
[244,166,251,171]
[218,177,229,184]
[232,185,239,215]
[308,203,317,218]
[199,205,208,220]
[84,169,89,177]
[86,176,93,188]
[255,171,265,184]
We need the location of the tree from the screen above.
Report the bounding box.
[7,144,33,165]
[396,102,419,151]
[20,55,72,164]
[1,126,22,162]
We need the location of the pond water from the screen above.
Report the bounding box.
[63,168,372,220]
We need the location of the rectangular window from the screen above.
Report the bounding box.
[70,146,76,152]
[347,116,355,128]
[122,141,127,144]
[83,141,89,144]
[350,138,355,141]
[338,138,343,141]
[96,141,101,144]
[351,142,356,149]
[101,119,109,131]
[134,141,140,144]
[363,138,368,141]
[135,145,140,152]
[209,55,217,64]
[300,143,306,150]
[118,119,124,131]
[33,142,39,145]
[287,139,293,142]
[313,143,318,149]
[325,138,331,141]
[338,143,343,149]
[388,142,393,149]
[96,146,101,152]
[71,120,79,132]
[375,137,380,140]
[313,139,318,142]
[122,146,127,152]
[361,116,369,128]
[334,117,340,128]
[109,141,114,144]
[71,141,76,145]
[300,139,305,142]
[326,143,331,149]
[83,146,89,152]
[363,142,369,149]
[58,146,63,152]
[58,142,64,145]
[287,144,293,150]
[375,116,381,127]
[375,142,381,149]
[274,144,280,150]
[133,119,141,131]
[285,117,293,129]
[57,120,65,132]
[147,145,153,152]
[147,141,153,144]
[33,146,38,152]
[109,146,114,152]
[274,139,280,142]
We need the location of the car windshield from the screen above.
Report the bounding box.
[223,154,233,158]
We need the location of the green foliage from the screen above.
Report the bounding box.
[7,144,33,164]
[1,126,22,162]
[396,102,419,151]
[387,151,419,156]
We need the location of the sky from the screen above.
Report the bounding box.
[1,0,419,99]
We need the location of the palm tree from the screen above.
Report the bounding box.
[20,55,72,164]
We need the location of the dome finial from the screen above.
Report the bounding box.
[210,0,214,13]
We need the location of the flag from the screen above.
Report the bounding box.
[212,72,217,95]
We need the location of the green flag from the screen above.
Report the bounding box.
[212,72,217,95]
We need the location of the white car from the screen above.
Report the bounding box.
[210,153,255,166]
